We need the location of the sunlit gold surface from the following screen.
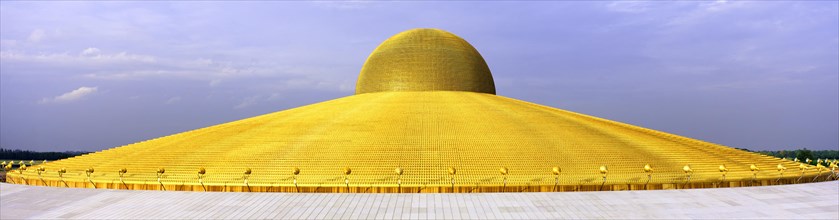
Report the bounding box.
[356,28,496,94]
[5,28,832,192]
[6,91,825,192]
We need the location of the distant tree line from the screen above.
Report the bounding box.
[752,148,839,162]
[0,148,89,161]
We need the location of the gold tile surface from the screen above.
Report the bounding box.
[357,29,495,94]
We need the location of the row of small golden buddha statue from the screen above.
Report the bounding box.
[3,159,838,192]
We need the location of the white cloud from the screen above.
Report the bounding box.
[337,80,354,92]
[2,49,353,93]
[209,79,223,87]
[39,86,98,104]
[165,96,181,104]
[606,1,651,13]
[0,50,156,64]
[662,1,748,27]
[0,39,18,47]
[234,95,261,109]
[310,1,375,10]
[699,77,805,91]
[28,29,46,42]
[233,93,291,109]
[81,47,101,56]
[266,93,281,101]
[702,0,734,12]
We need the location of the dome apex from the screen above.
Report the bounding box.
[356,28,496,94]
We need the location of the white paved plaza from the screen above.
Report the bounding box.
[1,181,837,219]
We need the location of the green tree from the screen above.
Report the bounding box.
[795,148,813,163]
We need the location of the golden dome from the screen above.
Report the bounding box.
[356,28,496,94]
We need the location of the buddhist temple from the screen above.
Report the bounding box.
[4,28,833,192]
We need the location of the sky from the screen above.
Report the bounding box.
[1,1,837,152]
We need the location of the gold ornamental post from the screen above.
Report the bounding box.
[37,166,46,185]
[599,165,608,191]
[643,164,653,190]
[197,167,206,191]
[448,167,456,192]
[552,167,561,192]
[118,168,128,189]
[499,167,508,192]
[58,168,67,187]
[394,167,403,193]
[156,167,166,191]
[798,163,808,183]
[718,164,728,186]
[243,168,252,192]
[813,162,825,182]
[18,161,28,185]
[682,165,693,187]
[776,164,786,183]
[2,162,12,184]
[749,164,760,185]
[293,167,300,192]
[343,167,352,192]
[85,167,95,188]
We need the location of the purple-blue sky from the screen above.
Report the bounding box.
[1,1,837,152]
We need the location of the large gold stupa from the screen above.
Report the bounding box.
[5,29,831,192]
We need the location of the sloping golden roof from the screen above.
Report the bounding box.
[357,28,495,94]
[5,29,829,192]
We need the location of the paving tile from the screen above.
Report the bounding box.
[2,182,838,219]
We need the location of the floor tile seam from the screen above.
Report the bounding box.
[205,191,244,219]
[249,194,280,219]
[322,194,345,219]
[286,193,312,219]
[306,193,330,219]
[231,193,272,219]
[48,190,139,219]
[267,192,296,219]
[167,191,215,219]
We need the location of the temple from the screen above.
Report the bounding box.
[4,28,833,192]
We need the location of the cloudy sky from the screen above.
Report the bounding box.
[1,1,837,152]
